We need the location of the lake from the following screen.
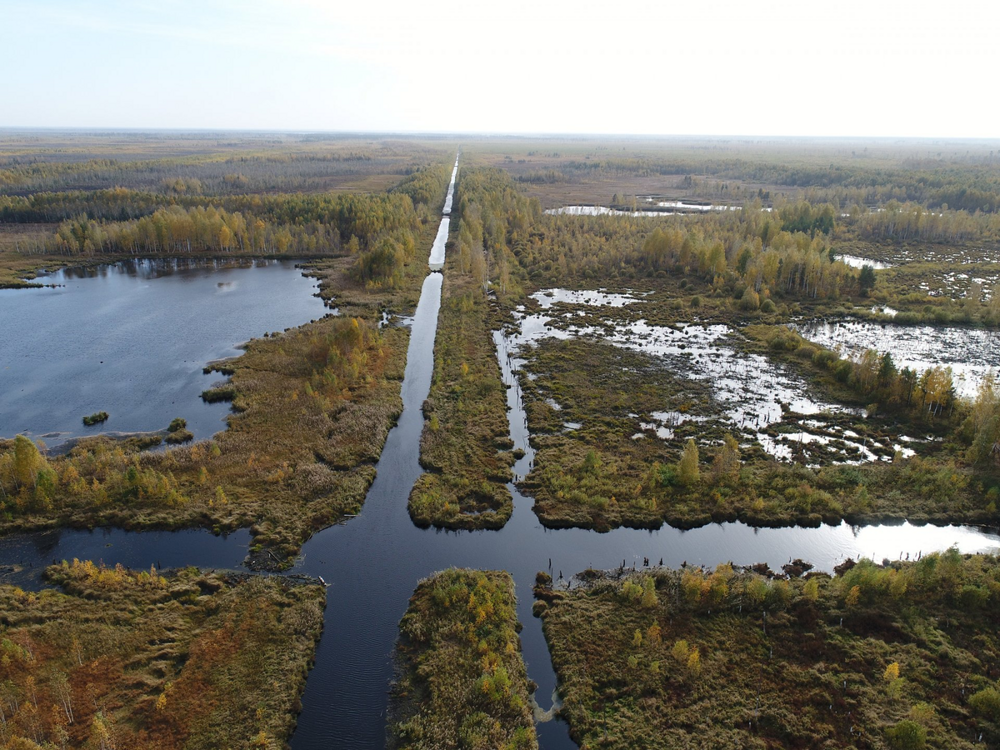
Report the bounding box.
[0,258,328,446]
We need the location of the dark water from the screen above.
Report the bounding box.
[0,527,251,589]
[0,258,327,445]
[2,159,999,749]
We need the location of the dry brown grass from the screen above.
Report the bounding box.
[0,562,325,749]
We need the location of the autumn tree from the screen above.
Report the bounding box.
[711,434,740,483]
[677,439,700,486]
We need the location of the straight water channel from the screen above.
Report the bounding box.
[1,158,999,748]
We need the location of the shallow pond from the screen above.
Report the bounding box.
[0,258,328,446]
[648,199,738,212]
[838,254,892,270]
[798,319,1000,399]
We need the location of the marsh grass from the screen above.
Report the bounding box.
[0,561,325,749]
[537,553,1000,749]
[389,569,537,750]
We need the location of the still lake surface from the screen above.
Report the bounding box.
[0,258,328,445]
[2,160,999,748]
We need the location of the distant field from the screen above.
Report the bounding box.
[0,130,455,196]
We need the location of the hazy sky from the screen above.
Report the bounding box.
[3,0,998,137]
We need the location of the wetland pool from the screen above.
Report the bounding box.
[0,258,328,446]
[798,318,1000,399]
[510,289,922,466]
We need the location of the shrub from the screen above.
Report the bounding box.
[970,686,1000,722]
[82,411,109,426]
[738,287,760,311]
[812,349,838,369]
[886,720,926,750]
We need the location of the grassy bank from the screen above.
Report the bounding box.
[0,562,324,749]
[389,568,537,750]
[535,554,1000,749]
[409,255,514,529]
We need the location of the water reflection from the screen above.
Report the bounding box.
[799,319,1000,399]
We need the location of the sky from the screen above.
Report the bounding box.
[2,0,998,138]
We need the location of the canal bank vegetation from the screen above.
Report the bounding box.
[389,569,537,750]
[409,246,514,530]
[0,561,324,749]
[535,552,1000,749]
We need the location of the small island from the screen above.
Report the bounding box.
[390,569,538,750]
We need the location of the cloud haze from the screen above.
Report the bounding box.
[3,0,997,137]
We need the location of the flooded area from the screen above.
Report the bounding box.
[838,254,893,270]
[508,289,917,465]
[0,259,328,446]
[545,205,682,218]
[644,198,740,212]
[546,199,755,218]
[798,319,1000,399]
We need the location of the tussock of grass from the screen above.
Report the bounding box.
[536,552,1000,749]
[390,569,537,750]
[0,561,325,749]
